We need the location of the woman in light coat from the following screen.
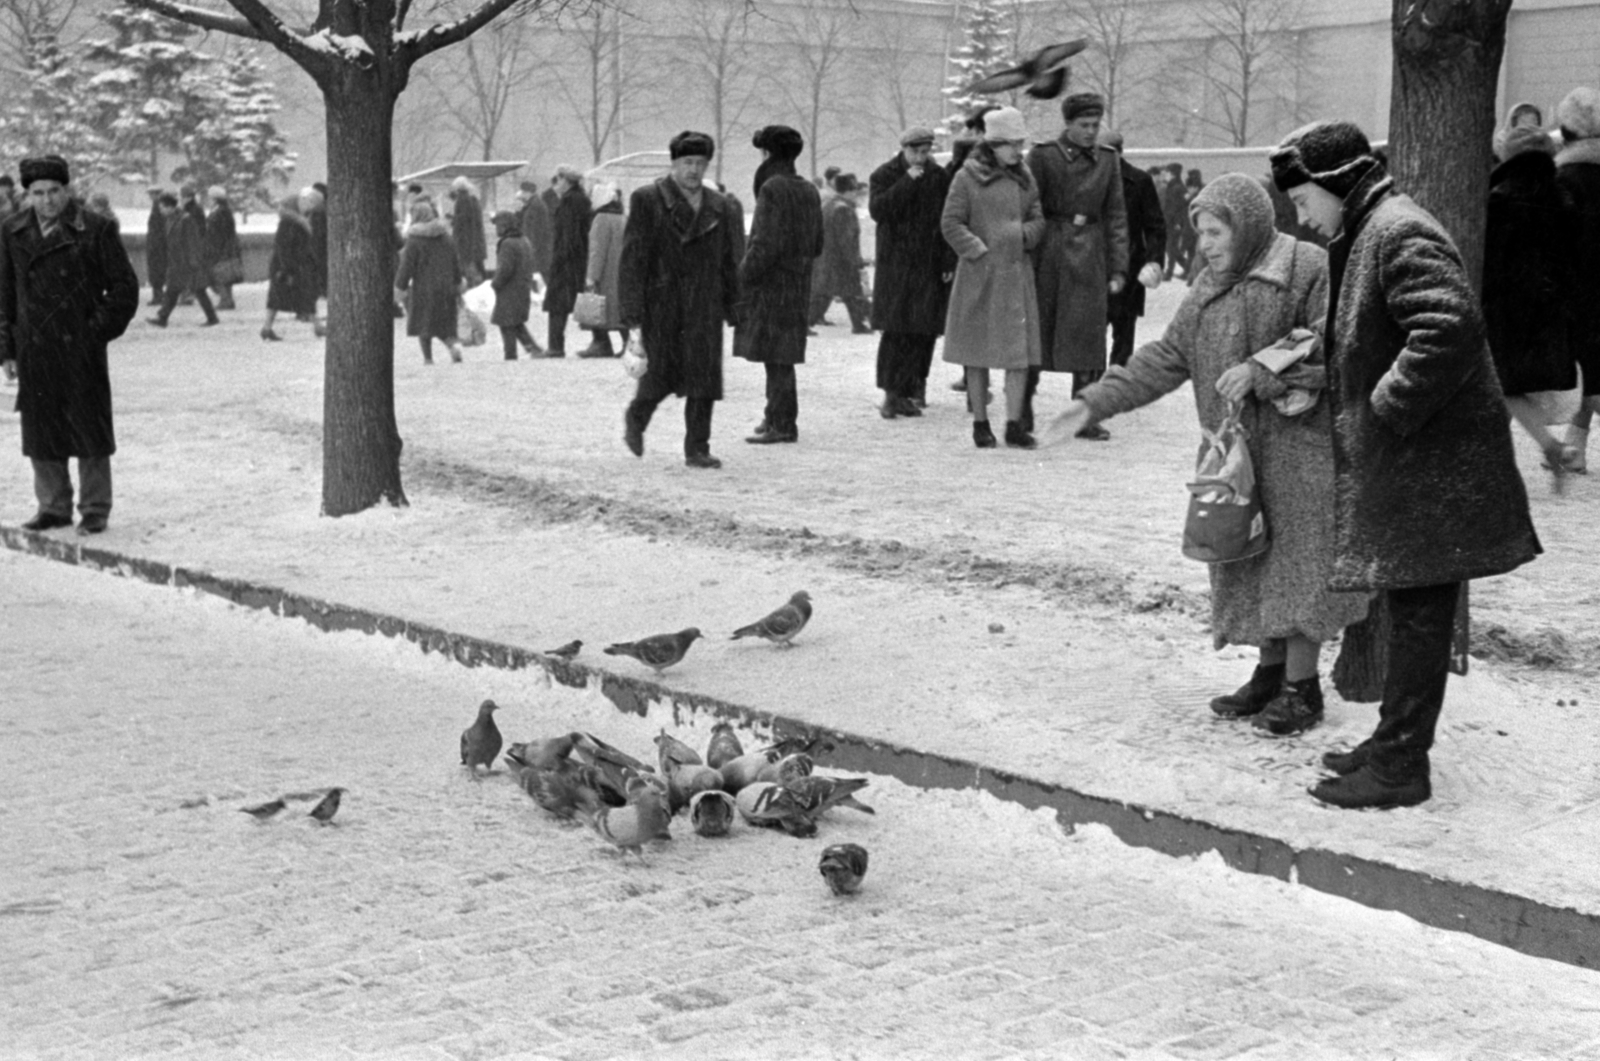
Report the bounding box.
[579,182,627,357]
[1052,174,1370,738]
[394,199,465,364]
[940,106,1046,449]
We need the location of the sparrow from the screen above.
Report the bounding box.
[730,591,813,647]
[604,628,703,673]
[308,787,345,824]
[735,782,818,838]
[786,774,875,817]
[705,721,745,769]
[583,776,672,857]
[819,843,869,896]
[967,38,1089,99]
[240,798,285,820]
[460,699,503,773]
[544,640,582,661]
[689,789,737,837]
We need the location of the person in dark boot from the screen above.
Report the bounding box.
[147,193,219,328]
[1270,120,1541,809]
[809,174,873,334]
[543,165,591,358]
[735,125,823,445]
[489,210,536,360]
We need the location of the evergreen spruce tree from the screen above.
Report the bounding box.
[943,0,1014,128]
[85,6,212,184]
[175,50,297,211]
[0,32,111,186]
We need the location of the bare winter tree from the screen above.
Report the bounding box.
[858,6,941,142]
[671,0,762,184]
[1172,0,1310,147]
[770,0,859,179]
[1051,0,1165,130]
[545,2,658,165]
[125,0,563,517]
[414,8,550,161]
[0,0,81,81]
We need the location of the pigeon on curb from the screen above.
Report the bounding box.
[731,591,812,647]
[544,640,582,661]
[705,721,744,769]
[460,700,503,774]
[583,776,672,858]
[736,782,818,838]
[308,788,345,824]
[819,843,869,896]
[786,774,875,817]
[604,629,703,673]
[689,789,737,837]
[967,38,1088,99]
[240,798,286,820]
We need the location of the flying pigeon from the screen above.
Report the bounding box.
[460,699,503,773]
[604,628,703,673]
[308,787,345,824]
[240,798,286,820]
[689,789,737,837]
[735,781,818,838]
[730,591,813,647]
[786,774,875,817]
[705,721,745,769]
[819,843,869,896]
[583,776,672,857]
[967,38,1089,99]
[544,640,582,661]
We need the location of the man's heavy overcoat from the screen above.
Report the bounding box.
[735,162,823,366]
[868,153,954,335]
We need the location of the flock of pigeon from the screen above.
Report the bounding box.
[460,701,871,896]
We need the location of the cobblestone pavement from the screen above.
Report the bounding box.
[5,551,1599,1061]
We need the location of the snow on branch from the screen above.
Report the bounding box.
[395,0,528,67]
[124,0,332,79]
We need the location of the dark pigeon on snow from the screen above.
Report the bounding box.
[460,699,503,773]
[603,628,702,673]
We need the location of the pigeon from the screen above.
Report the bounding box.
[544,639,582,660]
[603,628,703,673]
[730,591,813,647]
[518,761,617,819]
[308,787,345,824]
[819,843,869,896]
[705,721,745,769]
[967,38,1089,99]
[786,774,875,818]
[735,782,818,838]
[723,735,831,791]
[240,798,286,820]
[571,731,653,802]
[689,789,737,837]
[758,752,815,786]
[583,776,672,857]
[504,732,579,772]
[460,699,503,773]
[654,729,703,769]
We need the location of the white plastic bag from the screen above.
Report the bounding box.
[621,335,648,380]
[461,280,495,318]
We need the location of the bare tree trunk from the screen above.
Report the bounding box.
[321,72,406,516]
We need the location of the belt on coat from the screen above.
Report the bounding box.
[1046,214,1100,226]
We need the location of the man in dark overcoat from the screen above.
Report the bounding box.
[514,180,551,356]
[1270,121,1541,810]
[735,124,823,445]
[869,126,955,418]
[1160,163,1187,279]
[543,165,591,358]
[620,131,742,469]
[143,186,167,306]
[1026,92,1128,437]
[808,173,871,333]
[1099,129,1164,369]
[149,192,218,328]
[0,155,139,534]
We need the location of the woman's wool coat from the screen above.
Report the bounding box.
[544,184,592,317]
[584,202,626,330]
[0,200,139,461]
[1555,137,1600,396]
[868,152,955,335]
[450,192,487,278]
[618,176,742,400]
[1482,149,1577,395]
[1322,165,1540,591]
[940,153,1045,370]
[395,219,462,340]
[266,209,318,317]
[1080,233,1371,648]
[814,194,864,299]
[490,232,533,327]
[735,163,823,366]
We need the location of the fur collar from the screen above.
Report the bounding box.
[1556,137,1600,169]
[1339,160,1395,241]
[962,150,1034,190]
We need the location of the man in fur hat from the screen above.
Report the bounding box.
[1025,91,1128,438]
[0,155,139,534]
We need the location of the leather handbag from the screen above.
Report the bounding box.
[574,290,607,329]
[1182,405,1268,564]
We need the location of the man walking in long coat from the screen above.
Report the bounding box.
[870,126,955,418]
[1026,92,1128,438]
[1100,129,1165,368]
[0,155,139,534]
[736,124,823,445]
[808,173,872,333]
[148,192,218,328]
[620,131,742,469]
[143,185,167,306]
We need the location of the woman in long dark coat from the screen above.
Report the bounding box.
[204,186,241,310]
[394,199,464,364]
[734,125,823,444]
[543,166,591,357]
[261,192,319,341]
[449,177,487,284]
[1482,126,1579,481]
[489,210,535,360]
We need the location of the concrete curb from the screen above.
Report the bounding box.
[7,522,1596,971]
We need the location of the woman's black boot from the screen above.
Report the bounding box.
[1209,662,1284,718]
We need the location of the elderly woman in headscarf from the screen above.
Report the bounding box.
[1051,173,1370,738]
[578,181,628,358]
[489,209,536,360]
[447,175,487,284]
[394,197,465,364]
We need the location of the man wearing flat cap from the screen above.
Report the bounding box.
[0,155,139,534]
[619,130,743,468]
[1026,91,1128,437]
[869,125,955,417]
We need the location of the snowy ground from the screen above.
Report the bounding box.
[5,550,1599,1061]
[2,283,1596,930]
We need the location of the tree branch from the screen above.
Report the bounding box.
[396,0,526,68]
[124,0,330,80]
[122,0,262,39]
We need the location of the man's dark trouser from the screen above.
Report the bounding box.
[1367,581,1462,780]
[547,312,569,353]
[158,282,218,324]
[33,456,111,520]
[877,332,936,399]
[627,374,714,457]
[1109,311,1138,368]
[808,290,871,331]
[763,363,797,434]
[500,325,534,359]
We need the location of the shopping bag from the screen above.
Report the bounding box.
[621,334,648,380]
[211,256,244,287]
[1182,406,1268,564]
[574,290,608,329]
[457,300,488,347]
[461,280,495,318]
